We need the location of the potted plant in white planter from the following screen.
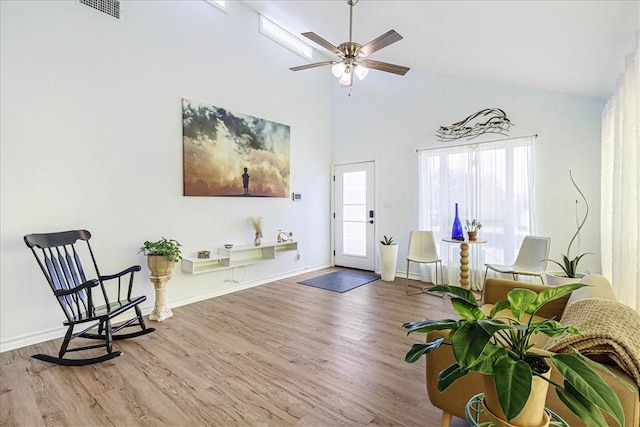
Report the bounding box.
[378,235,398,282]
[403,284,625,427]
[546,171,592,285]
[139,237,182,276]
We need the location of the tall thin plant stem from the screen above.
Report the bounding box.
[566,170,589,258]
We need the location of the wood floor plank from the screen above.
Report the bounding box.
[0,268,469,426]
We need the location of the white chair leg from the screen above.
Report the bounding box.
[405,260,423,295]
[406,261,441,296]
[436,261,444,298]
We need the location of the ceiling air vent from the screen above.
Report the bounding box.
[79,0,120,20]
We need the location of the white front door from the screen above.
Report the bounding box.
[333,161,376,271]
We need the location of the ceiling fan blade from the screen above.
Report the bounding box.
[301,32,343,56]
[290,61,335,72]
[361,59,410,76]
[358,30,403,57]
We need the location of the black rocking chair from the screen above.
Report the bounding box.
[24,229,155,366]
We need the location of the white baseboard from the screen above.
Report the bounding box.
[169,263,329,310]
[0,326,66,353]
[0,263,331,353]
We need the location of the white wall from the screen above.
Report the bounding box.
[0,0,609,351]
[331,70,604,278]
[0,1,332,350]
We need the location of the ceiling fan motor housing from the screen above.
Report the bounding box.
[338,42,362,58]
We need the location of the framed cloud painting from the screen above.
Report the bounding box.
[182,98,290,197]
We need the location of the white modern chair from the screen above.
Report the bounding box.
[406,230,444,296]
[484,235,551,284]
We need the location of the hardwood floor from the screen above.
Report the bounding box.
[0,268,468,427]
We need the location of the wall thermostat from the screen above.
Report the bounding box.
[292,192,302,201]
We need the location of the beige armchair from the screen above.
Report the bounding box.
[425,277,640,427]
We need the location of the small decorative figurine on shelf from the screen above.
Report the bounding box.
[465,218,482,241]
[249,216,263,246]
[277,229,292,243]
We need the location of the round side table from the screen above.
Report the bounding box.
[442,238,487,289]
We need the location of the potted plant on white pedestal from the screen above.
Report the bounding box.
[379,235,398,282]
[139,237,182,322]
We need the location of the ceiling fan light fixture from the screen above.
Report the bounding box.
[354,63,369,80]
[331,62,347,78]
[338,68,353,86]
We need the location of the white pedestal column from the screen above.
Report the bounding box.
[149,275,173,321]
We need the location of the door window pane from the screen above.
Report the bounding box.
[342,170,367,257]
[343,222,366,256]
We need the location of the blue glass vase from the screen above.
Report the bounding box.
[451,203,464,240]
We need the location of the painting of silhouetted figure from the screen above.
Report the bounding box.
[242,167,250,195]
[182,98,290,197]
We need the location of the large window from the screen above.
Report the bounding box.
[418,136,536,288]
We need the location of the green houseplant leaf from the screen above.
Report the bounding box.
[451,297,486,320]
[493,356,533,421]
[489,299,511,318]
[530,283,586,313]
[437,363,469,392]
[551,353,624,426]
[429,284,478,305]
[403,318,460,334]
[556,381,608,427]
[507,289,538,319]
[450,322,491,369]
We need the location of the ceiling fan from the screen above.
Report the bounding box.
[290,0,410,86]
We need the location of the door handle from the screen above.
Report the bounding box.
[368,220,374,224]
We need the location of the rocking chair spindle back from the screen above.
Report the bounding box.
[24,229,155,366]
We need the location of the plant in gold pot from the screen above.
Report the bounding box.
[139,237,182,276]
[403,284,625,427]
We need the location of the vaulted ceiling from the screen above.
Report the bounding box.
[243,0,639,99]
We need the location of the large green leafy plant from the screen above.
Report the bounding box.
[139,237,182,262]
[403,284,627,426]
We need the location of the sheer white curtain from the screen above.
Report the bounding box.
[601,33,640,311]
[418,136,536,289]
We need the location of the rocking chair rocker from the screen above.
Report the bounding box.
[24,229,155,366]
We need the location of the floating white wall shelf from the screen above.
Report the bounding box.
[181,241,298,274]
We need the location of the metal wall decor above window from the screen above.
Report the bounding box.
[436,108,513,141]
